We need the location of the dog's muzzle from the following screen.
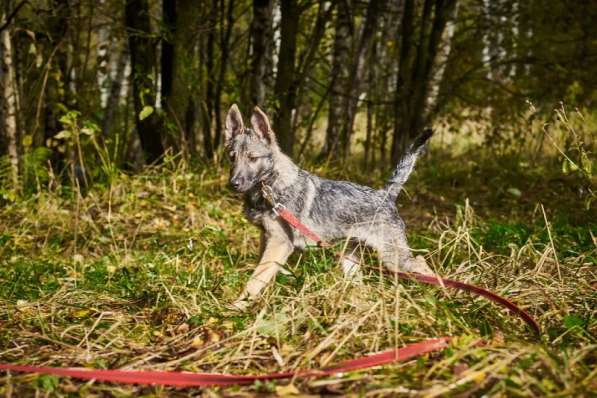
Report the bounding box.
[229,176,253,192]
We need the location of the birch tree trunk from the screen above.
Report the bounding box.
[1,13,21,192]
[321,1,351,159]
[101,44,128,138]
[341,0,381,157]
[425,1,458,117]
[248,0,273,109]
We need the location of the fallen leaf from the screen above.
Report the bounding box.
[275,383,300,396]
[191,335,205,348]
[73,309,91,318]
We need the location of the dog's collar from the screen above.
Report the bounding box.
[260,183,282,213]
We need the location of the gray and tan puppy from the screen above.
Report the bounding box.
[225,104,433,309]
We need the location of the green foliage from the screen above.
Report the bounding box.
[54,109,120,186]
[139,105,154,121]
[35,375,59,392]
[0,148,51,200]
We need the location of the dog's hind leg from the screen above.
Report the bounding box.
[365,223,433,275]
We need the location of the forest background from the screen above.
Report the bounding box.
[0,0,595,396]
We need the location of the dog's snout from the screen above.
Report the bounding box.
[230,176,243,190]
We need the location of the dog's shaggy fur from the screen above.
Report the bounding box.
[225,105,433,308]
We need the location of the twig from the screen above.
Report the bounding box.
[0,1,28,32]
[540,204,562,283]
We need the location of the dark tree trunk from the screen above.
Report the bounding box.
[43,0,70,168]
[391,0,456,164]
[412,0,456,129]
[273,0,299,155]
[322,0,351,159]
[125,0,164,164]
[425,1,458,117]
[161,0,200,156]
[212,0,235,151]
[364,29,379,169]
[201,0,218,159]
[161,1,175,108]
[247,0,273,109]
[391,0,415,165]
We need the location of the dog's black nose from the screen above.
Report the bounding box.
[230,177,242,190]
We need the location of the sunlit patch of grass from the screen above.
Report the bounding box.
[1,117,596,395]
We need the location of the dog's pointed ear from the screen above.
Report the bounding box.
[251,106,276,145]
[225,104,244,145]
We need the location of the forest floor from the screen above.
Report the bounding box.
[0,143,595,397]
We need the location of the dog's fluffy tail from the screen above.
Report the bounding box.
[384,128,433,200]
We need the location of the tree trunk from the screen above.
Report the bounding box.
[247,0,273,109]
[161,0,200,156]
[391,0,456,164]
[364,30,378,169]
[101,42,128,138]
[125,0,164,164]
[425,1,458,117]
[212,0,235,151]
[482,0,501,80]
[273,0,298,155]
[391,0,415,164]
[43,0,70,167]
[409,0,456,132]
[321,0,351,159]
[201,0,218,159]
[1,12,21,192]
[290,0,334,137]
[341,0,381,157]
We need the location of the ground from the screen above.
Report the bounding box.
[0,143,595,397]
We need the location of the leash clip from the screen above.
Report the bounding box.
[261,183,284,215]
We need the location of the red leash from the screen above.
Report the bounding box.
[276,207,332,247]
[275,202,539,334]
[0,338,451,387]
[394,272,540,334]
[0,201,539,387]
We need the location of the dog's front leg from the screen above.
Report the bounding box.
[232,226,293,310]
[339,242,363,281]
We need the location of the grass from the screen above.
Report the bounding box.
[0,126,596,396]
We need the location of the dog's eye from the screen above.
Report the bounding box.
[248,156,258,162]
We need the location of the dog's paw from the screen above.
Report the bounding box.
[341,256,363,282]
[227,299,251,312]
[408,255,434,275]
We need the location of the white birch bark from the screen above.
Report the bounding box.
[1,14,21,191]
[425,2,459,116]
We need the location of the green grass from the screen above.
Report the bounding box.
[0,146,595,397]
